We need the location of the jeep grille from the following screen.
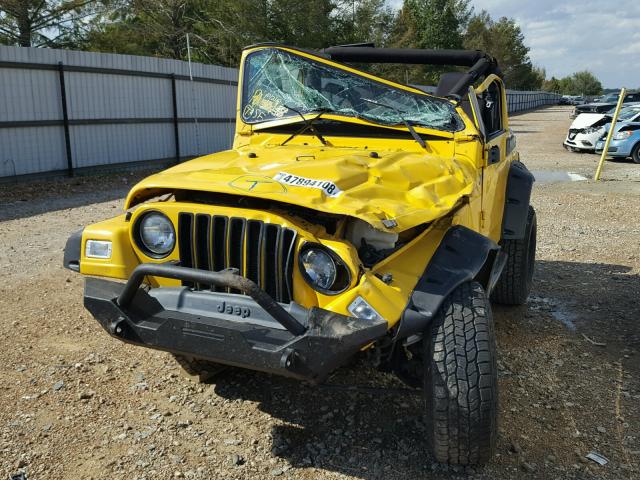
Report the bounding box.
[177,214,297,303]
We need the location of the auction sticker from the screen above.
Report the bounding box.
[273,172,342,197]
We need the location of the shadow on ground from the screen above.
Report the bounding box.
[0,171,154,222]
[206,259,639,479]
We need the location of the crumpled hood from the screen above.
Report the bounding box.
[570,113,607,129]
[125,146,477,232]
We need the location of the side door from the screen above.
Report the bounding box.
[471,76,512,241]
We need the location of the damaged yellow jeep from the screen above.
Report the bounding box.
[64,44,536,465]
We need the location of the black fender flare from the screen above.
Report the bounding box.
[502,161,535,240]
[394,226,505,340]
[63,229,83,272]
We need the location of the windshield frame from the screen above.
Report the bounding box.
[239,46,465,134]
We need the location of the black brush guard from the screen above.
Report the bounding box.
[84,263,388,382]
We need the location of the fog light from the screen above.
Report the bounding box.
[348,296,383,322]
[86,240,112,259]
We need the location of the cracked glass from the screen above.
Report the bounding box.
[241,48,463,132]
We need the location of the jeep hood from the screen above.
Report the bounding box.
[125,147,477,232]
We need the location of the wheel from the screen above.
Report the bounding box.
[632,143,640,164]
[491,206,537,305]
[172,354,226,382]
[424,282,498,465]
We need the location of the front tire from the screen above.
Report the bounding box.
[631,143,640,164]
[424,282,498,465]
[491,206,537,305]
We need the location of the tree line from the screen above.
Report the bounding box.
[543,72,604,97]
[0,0,603,93]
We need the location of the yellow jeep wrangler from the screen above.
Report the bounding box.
[64,44,536,465]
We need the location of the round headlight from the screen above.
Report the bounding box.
[300,247,337,291]
[138,212,175,256]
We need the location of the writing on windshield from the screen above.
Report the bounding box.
[241,48,463,132]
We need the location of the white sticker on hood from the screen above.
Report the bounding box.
[273,172,342,197]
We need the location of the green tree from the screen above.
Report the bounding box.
[407,0,467,50]
[334,0,395,47]
[531,66,546,89]
[558,76,573,95]
[550,72,603,95]
[543,76,562,93]
[387,0,472,84]
[85,0,257,64]
[570,71,603,96]
[0,0,100,47]
[268,0,339,49]
[84,0,347,66]
[81,0,150,56]
[464,11,543,90]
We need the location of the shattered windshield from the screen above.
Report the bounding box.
[241,48,463,132]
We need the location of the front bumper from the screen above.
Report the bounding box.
[564,132,600,151]
[84,263,388,383]
[594,140,632,157]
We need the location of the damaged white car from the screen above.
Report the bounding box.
[564,104,640,152]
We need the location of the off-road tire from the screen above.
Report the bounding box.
[172,354,226,383]
[423,282,498,465]
[491,206,537,305]
[631,143,640,164]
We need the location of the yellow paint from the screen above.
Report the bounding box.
[77,45,520,332]
[78,201,451,329]
[595,88,626,181]
[473,75,511,241]
[124,144,478,234]
[80,215,139,279]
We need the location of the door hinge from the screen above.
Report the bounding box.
[488,145,501,164]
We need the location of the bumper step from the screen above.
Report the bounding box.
[84,272,387,382]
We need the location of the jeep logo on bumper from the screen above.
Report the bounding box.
[217,301,251,318]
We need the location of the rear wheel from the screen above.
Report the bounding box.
[631,143,640,164]
[423,282,498,465]
[491,206,536,305]
[172,354,226,383]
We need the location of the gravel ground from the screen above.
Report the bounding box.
[0,106,638,480]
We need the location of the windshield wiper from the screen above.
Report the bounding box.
[361,98,427,149]
[281,105,329,146]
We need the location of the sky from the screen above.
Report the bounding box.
[387,0,640,88]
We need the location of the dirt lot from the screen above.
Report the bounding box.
[1,106,638,480]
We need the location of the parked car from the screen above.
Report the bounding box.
[565,105,640,152]
[595,120,640,163]
[572,91,640,117]
[559,95,573,105]
[64,44,537,465]
[559,95,585,106]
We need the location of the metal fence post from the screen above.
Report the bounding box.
[171,74,181,163]
[57,62,74,177]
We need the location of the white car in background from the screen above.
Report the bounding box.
[564,104,640,152]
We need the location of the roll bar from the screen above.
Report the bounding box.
[321,46,501,97]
